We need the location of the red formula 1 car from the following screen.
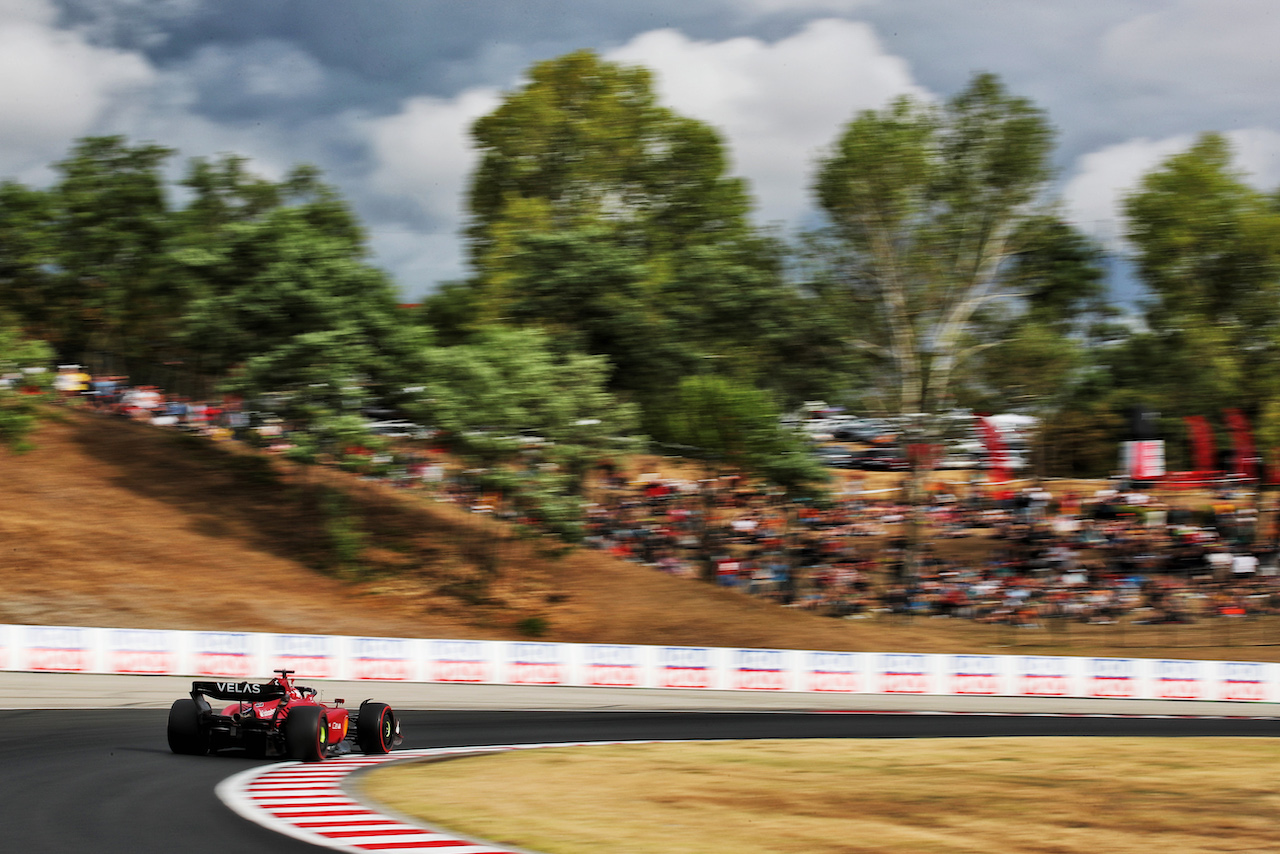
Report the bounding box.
[166,669,402,761]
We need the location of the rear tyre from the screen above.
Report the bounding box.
[167,699,208,755]
[284,705,328,762]
[356,702,396,754]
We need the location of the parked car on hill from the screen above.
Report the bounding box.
[852,448,909,471]
[813,445,856,468]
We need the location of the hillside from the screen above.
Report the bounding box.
[0,410,876,650]
[3,409,1278,661]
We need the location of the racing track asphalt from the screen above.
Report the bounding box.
[4,709,1278,853]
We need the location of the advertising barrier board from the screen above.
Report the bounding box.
[0,624,1275,703]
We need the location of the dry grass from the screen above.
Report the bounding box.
[358,738,1280,854]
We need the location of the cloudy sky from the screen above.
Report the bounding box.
[3,0,1279,299]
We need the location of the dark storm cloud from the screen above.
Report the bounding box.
[57,1,764,111]
[14,1,1280,299]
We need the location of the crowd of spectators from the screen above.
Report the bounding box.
[57,367,1280,630]
[578,471,1280,628]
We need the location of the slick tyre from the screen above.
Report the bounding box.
[284,705,328,762]
[167,699,208,755]
[356,702,396,755]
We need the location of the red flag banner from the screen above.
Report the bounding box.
[1224,408,1257,481]
[1184,415,1216,473]
[979,416,1010,485]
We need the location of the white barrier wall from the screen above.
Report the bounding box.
[0,623,1274,703]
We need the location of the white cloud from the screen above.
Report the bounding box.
[0,9,153,179]
[1101,1,1280,108]
[1229,128,1280,190]
[607,19,926,227]
[365,88,500,226]
[738,0,876,16]
[0,0,55,26]
[180,40,328,100]
[367,229,468,301]
[358,87,501,297]
[1062,136,1194,247]
[1063,128,1280,249]
[352,19,926,296]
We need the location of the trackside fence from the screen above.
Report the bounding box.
[0,623,1273,703]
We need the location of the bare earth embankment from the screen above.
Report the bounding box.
[3,408,1279,661]
[0,409,916,650]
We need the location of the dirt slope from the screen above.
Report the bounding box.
[0,410,875,650]
[6,409,1278,662]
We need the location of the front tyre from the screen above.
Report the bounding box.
[284,705,328,762]
[167,699,208,755]
[356,702,396,754]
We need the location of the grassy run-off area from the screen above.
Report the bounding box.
[357,738,1280,854]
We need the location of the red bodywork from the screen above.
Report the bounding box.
[217,670,350,747]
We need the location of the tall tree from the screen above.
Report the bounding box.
[0,137,176,364]
[174,160,427,433]
[950,214,1111,417]
[1122,133,1280,421]
[813,73,1056,421]
[51,136,176,364]
[456,50,810,404]
[404,327,639,537]
[813,73,1056,569]
[467,50,752,278]
[0,316,54,452]
[0,181,57,343]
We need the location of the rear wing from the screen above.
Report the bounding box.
[191,680,288,702]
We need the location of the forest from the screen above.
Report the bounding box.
[3,50,1279,522]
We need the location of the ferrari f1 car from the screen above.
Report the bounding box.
[167,669,403,761]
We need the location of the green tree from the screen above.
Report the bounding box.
[1122,133,1280,421]
[950,215,1111,419]
[0,137,176,366]
[172,156,424,404]
[0,318,54,452]
[648,374,826,580]
[172,160,427,442]
[405,327,639,538]
[812,72,1056,569]
[0,181,57,343]
[813,73,1056,420]
[51,136,177,364]
[467,50,752,277]
[457,50,815,407]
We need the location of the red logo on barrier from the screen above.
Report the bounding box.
[881,673,928,694]
[273,656,332,678]
[28,648,93,672]
[1090,677,1136,698]
[351,659,413,681]
[587,665,640,687]
[434,661,489,683]
[732,669,786,691]
[509,662,564,685]
[193,653,253,678]
[1221,682,1265,702]
[953,674,999,695]
[1020,675,1068,696]
[108,651,176,675]
[661,667,711,689]
[1157,679,1203,700]
[809,671,859,693]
